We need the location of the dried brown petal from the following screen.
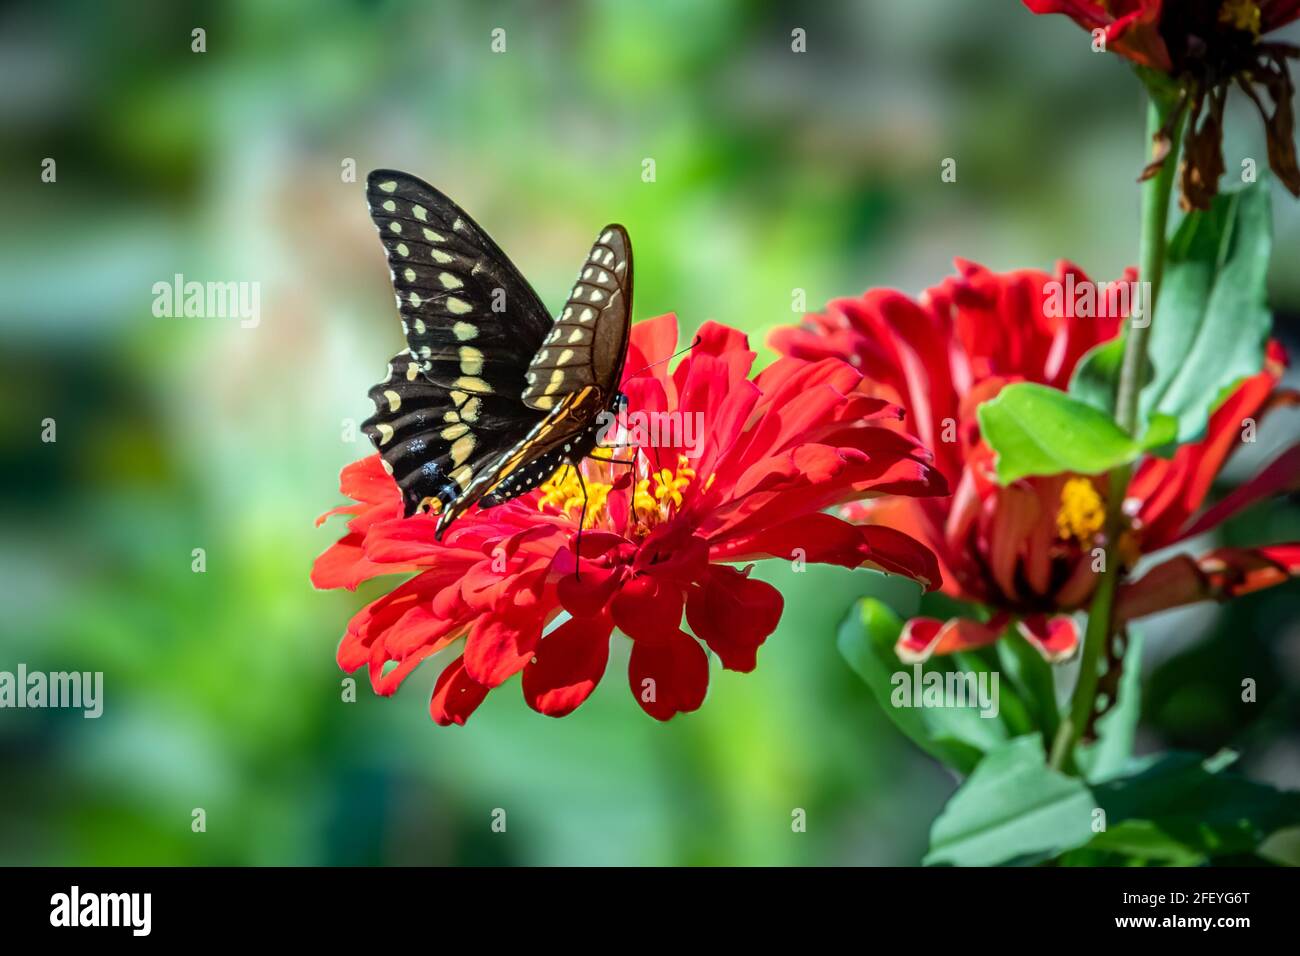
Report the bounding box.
[1179,86,1226,211]
[1139,87,1191,182]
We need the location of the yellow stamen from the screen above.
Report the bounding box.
[1219,0,1262,36]
[536,454,713,535]
[1056,477,1106,546]
[537,465,611,529]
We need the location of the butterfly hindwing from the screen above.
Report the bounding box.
[362,352,546,517]
[522,225,632,411]
[437,385,611,533]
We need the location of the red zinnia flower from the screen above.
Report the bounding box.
[314,314,947,724]
[770,259,1300,663]
[1023,0,1300,208]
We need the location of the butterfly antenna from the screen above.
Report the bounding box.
[623,335,703,379]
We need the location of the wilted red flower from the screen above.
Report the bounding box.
[770,259,1300,663]
[1024,0,1300,208]
[314,314,947,724]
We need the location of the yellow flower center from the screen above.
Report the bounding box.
[1219,0,1262,36]
[537,454,711,533]
[1056,477,1106,546]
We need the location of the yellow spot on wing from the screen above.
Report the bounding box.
[446,297,472,315]
[459,346,484,375]
[450,434,476,465]
[383,389,401,412]
[378,181,397,193]
[376,423,395,445]
[453,321,477,341]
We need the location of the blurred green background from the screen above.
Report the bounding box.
[2,0,1298,865]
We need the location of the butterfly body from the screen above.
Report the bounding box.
[359,170,632,539]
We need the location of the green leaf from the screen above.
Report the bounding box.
[1069,335,1129,418]
[1068,181,1272,445]
[977,383,1166,483]
[995,626,1061,743]
[1076,630,1144,783]
[837,599,1011,775]
[925,735,1096,866]
[1143,182,1272,442]
[1078,819,1209,865]
[1090,750,1300,860]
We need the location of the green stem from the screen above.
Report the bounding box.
[1049,91,1183,773]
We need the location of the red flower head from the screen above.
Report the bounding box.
[314,314,947,724]
[771,260,1300,663]
[1023,0,1300,208]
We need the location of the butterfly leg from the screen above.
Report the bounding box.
[572,462,589,582]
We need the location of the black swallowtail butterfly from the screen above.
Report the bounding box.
[360,169,633,540]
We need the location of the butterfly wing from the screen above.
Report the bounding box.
[361,170,553,517]
[436,386,610,535]
[521,225,632,411]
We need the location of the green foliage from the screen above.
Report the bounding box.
[837,599,1004,775]
[1070,181,1272,444]
[925,736,1096,866]
[977,383,1174,483]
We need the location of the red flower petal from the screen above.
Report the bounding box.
[1130,363,1279,548]
[557,564,628,618]
[311,532,408,591]
[1117,544,1300,624]
[712,513,942,591]
[610,573,684,644]
[623,312,679,392]
[522,613,615,717]
[1175,442,1300,542]
[895,615,1007,663]
[462,568,551,687]
[627,630,709,721]
[685,565,782,672]
[1015,614,1080,662]
[429,656,489,726]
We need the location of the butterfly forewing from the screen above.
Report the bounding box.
[521,224,632,411]
[362,169,554,517]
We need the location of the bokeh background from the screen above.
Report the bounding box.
[2,0,1298,865]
